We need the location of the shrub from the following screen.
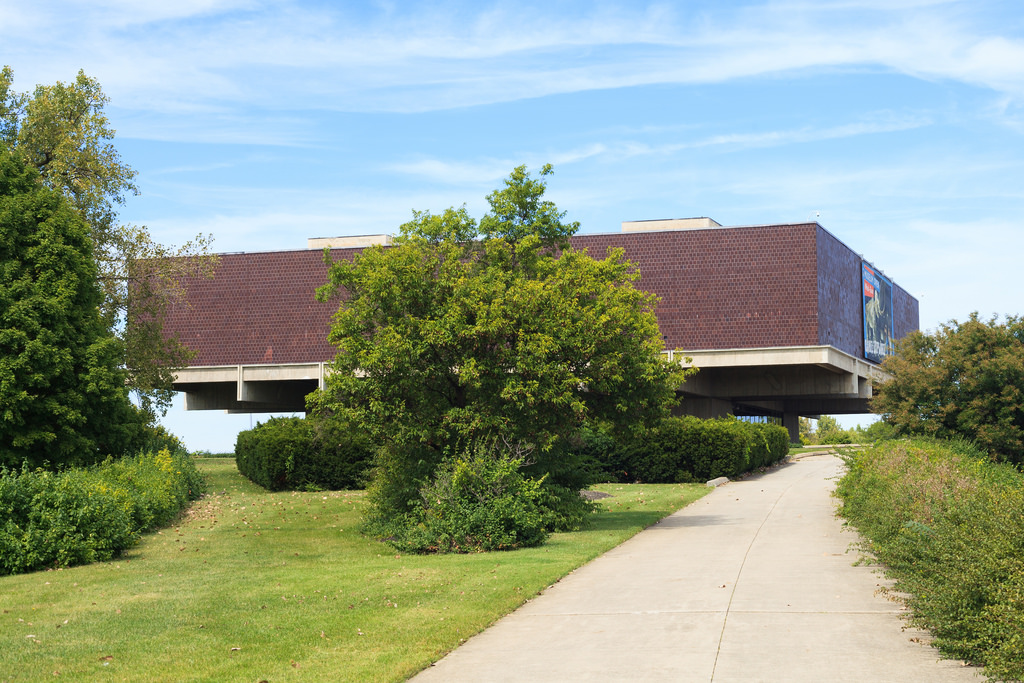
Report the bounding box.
[101,448,205,529]
[747,422,790,469]
[614,418,695,483]
[820,429,857,445]
[234,415,372,491]
[678,417,754,479]
[306,414,374,490]
[563,422,621,485]
[604,416,789,484]
[0,468,136,574]
[0,450,204,575]
[835,439,1024,681]
[860,420,897,443]
[811,415,857,445]
[872,314,1024,465]
[128,422,190,457]
[235,416,305,490]
[377,439,549,553]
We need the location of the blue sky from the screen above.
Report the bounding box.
[3,0,1022,450]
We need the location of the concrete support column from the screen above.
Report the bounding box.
[783,412,800,444]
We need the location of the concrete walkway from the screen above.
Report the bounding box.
[410,454,985,682]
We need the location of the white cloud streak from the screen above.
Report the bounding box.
[2,0,1022,142]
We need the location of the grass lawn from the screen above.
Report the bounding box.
[1,459,710,682]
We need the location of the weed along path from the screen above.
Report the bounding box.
[410,454,986,683]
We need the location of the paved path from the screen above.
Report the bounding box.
[410,454,984,682]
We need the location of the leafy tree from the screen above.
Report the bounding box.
[872,313,1024,464]
[859,419,896,442]
[0,66,215,416]
[315,165,689,540]
[0,146,144,468]
[798,416,813,445]
[813,415,853,444]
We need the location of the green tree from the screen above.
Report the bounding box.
[872,313,1024,464]
[315,165,689,541]
[798,416,813,444]
[812,415,847,444]
[0,66,215,416]
[859,419,896,442]
[0,146,144,468]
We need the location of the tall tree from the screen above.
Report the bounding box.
[0,147,144,468]
[872,313,1024,464]
[315,165,690,536]
[0,66,215,416]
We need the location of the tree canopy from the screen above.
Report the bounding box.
[315,165,689,542]
[0,66,215,416]
[0,147,144,468]
[872,313,1024,464]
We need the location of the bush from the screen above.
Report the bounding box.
[373,439,549,554]
[234,415,373,491]
[819,429,857,445]
[100,448,205,529]
[0,450,204,575]
[810,415,857,445]
[749,421,790,469]
[235,416,304,490]
[872,314,1024,465]
[572,422,627,482]
[835,439,1024,681]
[306,415,375,490]
[128,422,190,458]
[860,420,897,443]
[607,416,789,483]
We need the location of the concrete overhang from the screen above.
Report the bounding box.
[666,345,889,417]
[173,363,326,413]
[172,345,889,418]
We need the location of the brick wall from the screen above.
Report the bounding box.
[815,227,864,357]
[813,227,920,357]
[571,225,820,351]
[893,283,920,340]
[165,249,341,366]
[164,223,918,367]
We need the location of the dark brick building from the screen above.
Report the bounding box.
[165,219,918,440]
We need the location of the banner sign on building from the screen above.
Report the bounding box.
[862,261,894,363]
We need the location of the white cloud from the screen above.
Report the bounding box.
[875,218,1024,329]
[4,0,1023,135]
[386,145,608,184]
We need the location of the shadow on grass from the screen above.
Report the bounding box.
[588,508,684,533]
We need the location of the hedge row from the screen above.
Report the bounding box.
[234,416,373,491]
[0,449,204,575]
[835,439,1024,682]
[580,416,790,483]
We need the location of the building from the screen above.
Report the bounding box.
[165,218,918,441]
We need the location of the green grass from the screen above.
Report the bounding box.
[0,459,710,682]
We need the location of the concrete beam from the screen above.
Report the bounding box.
[174,363,325,413]
[173,346,889,417]
[670,346,886,403]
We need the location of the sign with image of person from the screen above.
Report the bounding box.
[862,261,894,363]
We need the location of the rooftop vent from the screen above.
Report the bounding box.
[621,217,722,232]
[307,235,393,249]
